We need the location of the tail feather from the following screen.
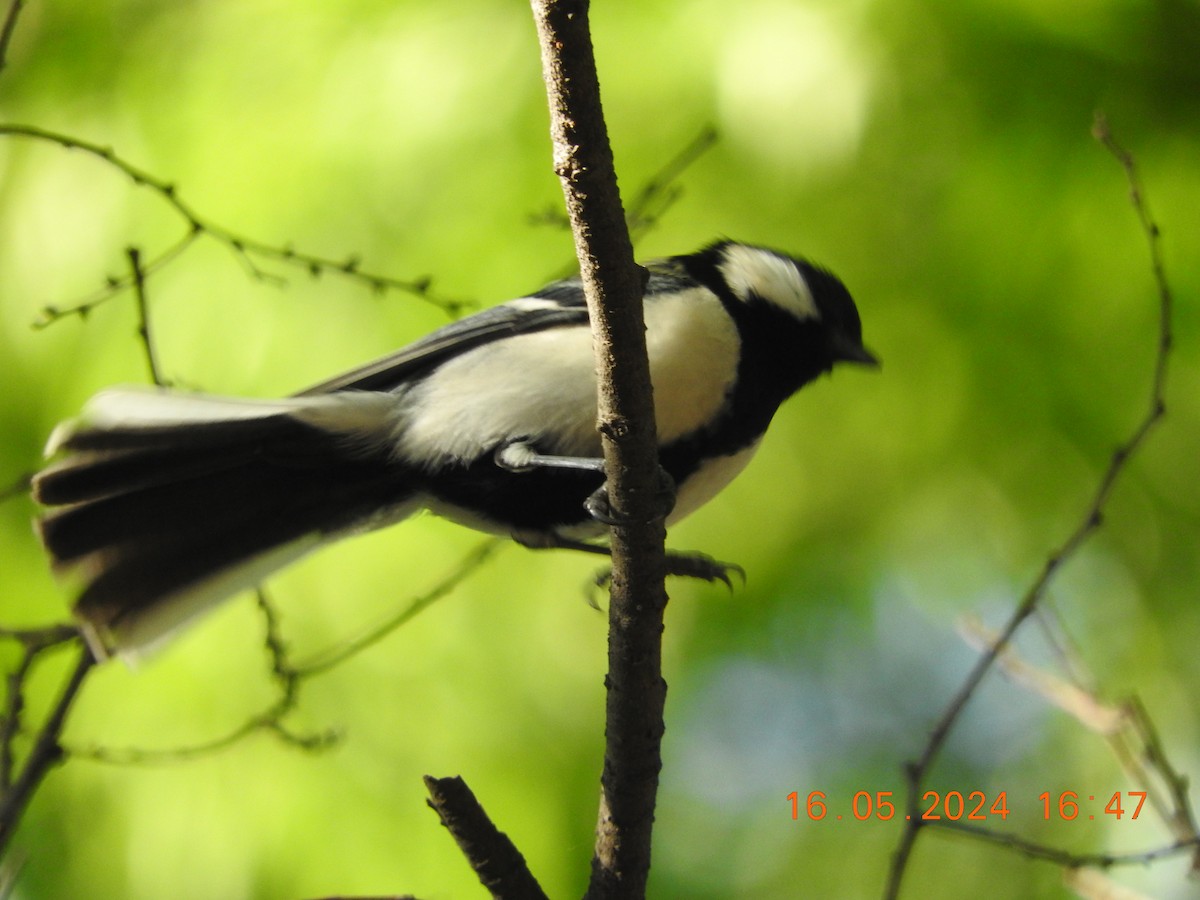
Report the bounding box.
[36,441,263,507]
[32,388,415,657]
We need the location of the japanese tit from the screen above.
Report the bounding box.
[33,240,877,656]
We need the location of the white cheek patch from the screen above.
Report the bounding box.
[718,244,818,321]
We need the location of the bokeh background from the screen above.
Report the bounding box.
[1,1,1198,897]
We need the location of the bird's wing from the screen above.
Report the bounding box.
[295,285,591,396]
[297,259,700,397]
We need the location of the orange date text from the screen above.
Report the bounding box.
[788,790,1010,822]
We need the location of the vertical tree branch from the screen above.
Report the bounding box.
[530,2,669,896]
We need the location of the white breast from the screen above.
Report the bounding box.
[644,288,741,443]
[667,440,761,525]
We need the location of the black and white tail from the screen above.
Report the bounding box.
[33,388,415,658]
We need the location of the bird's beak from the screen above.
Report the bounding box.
[833,335,881,369]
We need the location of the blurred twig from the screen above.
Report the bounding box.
[885,118,1176,897]
[623,126,718,236]
[0,642,94,858]
[535,126,719,284]
[296,539,501,677]
[1092,114,1173,408]
[1112,698,1200,866]
[926,819,1200,869]
[127,247,167,387]
[531,125,718,241]
[0,625,81,788]
[0,0,23,78]
[0,124,468,327]
[960,621,1200,869]
[0,473,31,506]
[70,541,499,765]
[75,589,338,764]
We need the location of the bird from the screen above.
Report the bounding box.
[32,240,878,658]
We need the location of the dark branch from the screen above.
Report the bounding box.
[423,775,549,900]
[531,2,669,897]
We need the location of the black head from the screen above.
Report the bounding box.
[790,258,879,369]
[681,241,879,373]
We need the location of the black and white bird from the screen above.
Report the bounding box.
[33,240,877,657]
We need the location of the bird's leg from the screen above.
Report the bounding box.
[494,439,607,475]
[498,439,741,586]
[494,438,676,525]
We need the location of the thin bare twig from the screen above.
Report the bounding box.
[0,625,79,646]
[0,124,466,327]
[885,118,1175,898]
[74,707,333,767]
[0,625,81,788]
[0,645,95,857]
[1111,698,1200,865]
[0,0,23,77]
[34,230,202,329]
[532,124,719,246]
[0,628,86,865]
[296,539,501,677]
[927,819,1200,869]
[127,247,167,386]
[1091,114,1172,410]
[70,542,498,765]
[623,126,718,236]
[0,472,32,505]
[73,590,337,765]
[936,628,1200,874]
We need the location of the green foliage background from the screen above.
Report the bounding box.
[1,0,1198,897]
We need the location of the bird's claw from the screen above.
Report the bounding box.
[585,466,677,526]
[590,550,745,598]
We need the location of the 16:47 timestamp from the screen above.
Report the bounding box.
[1039,791,1147,820]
